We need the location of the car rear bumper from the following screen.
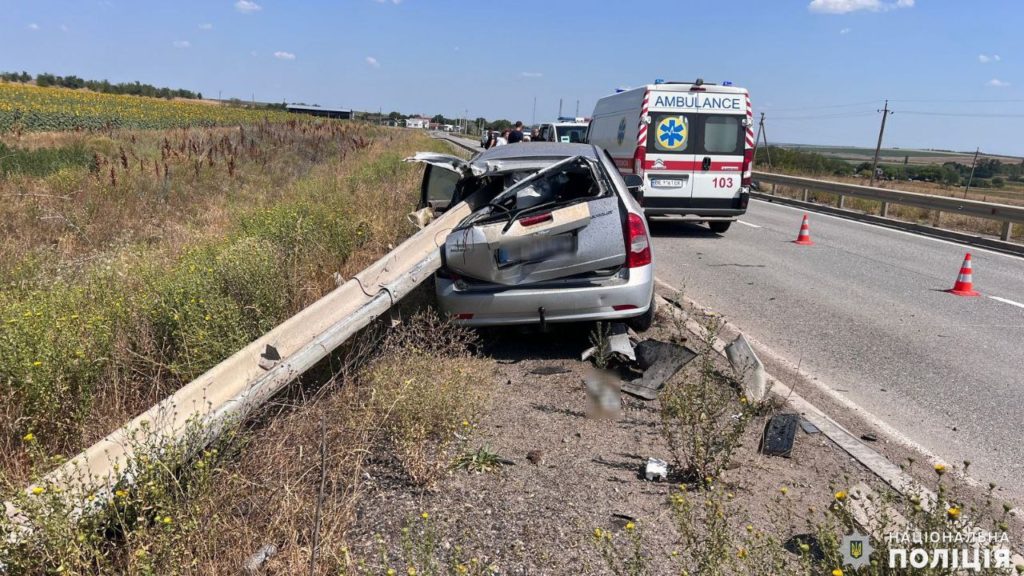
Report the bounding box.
[435,265,654,327]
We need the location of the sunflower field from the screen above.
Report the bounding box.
[0,82,295,132]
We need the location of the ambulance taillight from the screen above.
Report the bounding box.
[632,145,646,176]
[741,148,753,188]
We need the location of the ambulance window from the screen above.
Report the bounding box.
[702,116,743,155]
[648,113,694,154]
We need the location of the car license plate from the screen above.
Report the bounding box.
[651,178,685,188]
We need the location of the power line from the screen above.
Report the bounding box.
[759,100,879,112]
[769,111,877,121]
[899,110,1024,118]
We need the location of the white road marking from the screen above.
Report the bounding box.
[736,219,761,228]
[989,295,1024,309]
[752,199,1023,261]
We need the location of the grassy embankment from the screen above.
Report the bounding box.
[0,119,457,488]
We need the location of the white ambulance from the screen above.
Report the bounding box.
[588,79,753,233]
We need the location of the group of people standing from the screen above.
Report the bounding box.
[483,121,527,149]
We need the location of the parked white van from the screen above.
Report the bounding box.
[588,80,753,233]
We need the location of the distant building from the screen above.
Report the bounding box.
[285,104,352,119]
[405,116,431,129]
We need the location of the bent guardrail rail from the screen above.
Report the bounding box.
[752,171,1024,243]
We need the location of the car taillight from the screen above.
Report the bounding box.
[613,304,638,311]
[741,147,753,188]
[632,145,646,177]
[625,213,651,268]
[454,313,474,320]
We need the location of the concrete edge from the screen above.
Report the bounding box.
[653,277,1024,564]
[750,192,1024,257]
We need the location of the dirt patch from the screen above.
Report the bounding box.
[341,317,888,574]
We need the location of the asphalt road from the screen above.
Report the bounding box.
[650,200,1024,501]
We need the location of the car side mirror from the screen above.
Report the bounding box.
[623,174,644,200]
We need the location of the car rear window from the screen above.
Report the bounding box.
[555,126,588,143]
[646,113,744,156]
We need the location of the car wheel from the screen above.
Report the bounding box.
[627,294,657,332]
[708,221,732,234]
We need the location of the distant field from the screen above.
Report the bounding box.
[781,143,1022,166]
[0,81,293,132]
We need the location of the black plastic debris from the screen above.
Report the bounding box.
[784,534,825,561]
[761,413,800,457]
[621,340,697,400]
[530,365,572,376]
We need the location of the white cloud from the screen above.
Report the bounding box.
[198,23,213,30]
[173,40,191,48]
[274,51,296,60]
[374,0,402,4]
[979,54,1003,64]
[840,27,852,34]
[235,0,262,13]
[521,72,543,78]
[366,56,380,68]
[808,0,913,14]
[27,23,40,30]
[987,78,1010,88]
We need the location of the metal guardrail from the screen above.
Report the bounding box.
[753,171,1024,241]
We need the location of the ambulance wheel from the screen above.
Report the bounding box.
[708,221,732,234]
[627,294,657,332]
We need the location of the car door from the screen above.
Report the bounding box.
[644,111,696,202]
[406,153,478,212]
[690,114,745,205]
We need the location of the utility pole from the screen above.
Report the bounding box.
[869,99,893,187]
[575,99,579,118]
[532,96,536,126]
[558,98,563,118]
[965,147,980,197]
[753,113,771,170]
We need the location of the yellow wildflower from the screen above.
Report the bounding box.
[834,490,847,501]
[31,486,45,495]
[934,463,946,475]
[625,521,636,531]
[22,432,35,442]
[947,506,961,520]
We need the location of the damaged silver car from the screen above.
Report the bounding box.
[408,142,656,330]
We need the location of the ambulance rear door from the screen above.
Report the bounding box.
[644,107,696,204]
[690,95,746,205]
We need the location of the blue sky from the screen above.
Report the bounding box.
[2,0,1022,155]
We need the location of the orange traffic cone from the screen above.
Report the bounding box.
[947,253,980,296]
[793,214,814,245]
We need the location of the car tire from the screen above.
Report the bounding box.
[708,221,732,234]
[627,294,657,332]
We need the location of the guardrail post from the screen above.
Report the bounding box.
[802,188,809,202]
[1002,221,1014,241]
[771,182,777,196]
[838,194,845,209]
[932,210,942,227]
[880,201,889,218]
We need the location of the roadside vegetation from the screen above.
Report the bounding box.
[0,82,293,131]
[755,146,1024,241]
[0,119,455,488]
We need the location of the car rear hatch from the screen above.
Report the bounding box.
[441,155,627,286]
